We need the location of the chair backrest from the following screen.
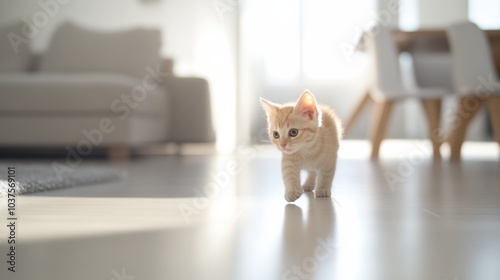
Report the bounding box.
[446,21,498,94]
[365,25,406,99]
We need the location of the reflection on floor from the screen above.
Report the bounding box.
[0,140,499,280]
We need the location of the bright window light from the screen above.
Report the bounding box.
[303,0,375,80]
[399,0,419,31]
[264,0,301,83]
[469,0,500,29]
[241,0,375,83]
[242,0,301,84]
[194,27,236,153]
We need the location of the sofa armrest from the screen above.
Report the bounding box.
[164,76,215,143]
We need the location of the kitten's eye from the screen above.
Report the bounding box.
[273,131,280,139]
[289,129,299,137]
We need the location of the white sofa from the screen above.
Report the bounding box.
[0,22,214,155]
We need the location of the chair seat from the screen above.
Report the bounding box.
[456,80,500,96]
[408,88,451,99]
[371,87,450,102]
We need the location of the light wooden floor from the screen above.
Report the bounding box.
[0,141,499,280]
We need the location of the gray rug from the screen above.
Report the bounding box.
[0,163,125,196]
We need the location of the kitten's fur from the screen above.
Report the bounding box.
[260,90,341,202]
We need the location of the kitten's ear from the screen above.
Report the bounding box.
[294,90,319,120]
[260,98,280,117]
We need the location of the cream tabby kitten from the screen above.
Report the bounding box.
[260,90,341,202]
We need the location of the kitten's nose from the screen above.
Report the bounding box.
[280,142,287,148]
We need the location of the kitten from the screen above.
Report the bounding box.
[260,90,341,202]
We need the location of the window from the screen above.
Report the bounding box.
[399,0,419,31]
[469,0,500,29]
[241,0,375,83]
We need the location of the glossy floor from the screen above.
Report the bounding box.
[0,141,499,280]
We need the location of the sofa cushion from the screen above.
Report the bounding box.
[40,22,162,78]
[0,73,168,117]
[0,22,31,72]
[0,115,168,146]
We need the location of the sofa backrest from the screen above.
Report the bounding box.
[0,21,31,72]
[40,22,162,78]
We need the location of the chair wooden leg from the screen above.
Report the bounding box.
[369,101,394,159]
[107,147,131,161]
[487,96,500,148]
[421,99,442,160]
[344,90,371,136]
[447,96,484,161]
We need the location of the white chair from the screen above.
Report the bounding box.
[446,21,500,161]
[344,25,451,159]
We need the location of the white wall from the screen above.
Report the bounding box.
[0,0,239,151]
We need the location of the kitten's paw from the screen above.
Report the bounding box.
[315,189,331,197]
[302,183,315,192]
[285,189,303,202]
